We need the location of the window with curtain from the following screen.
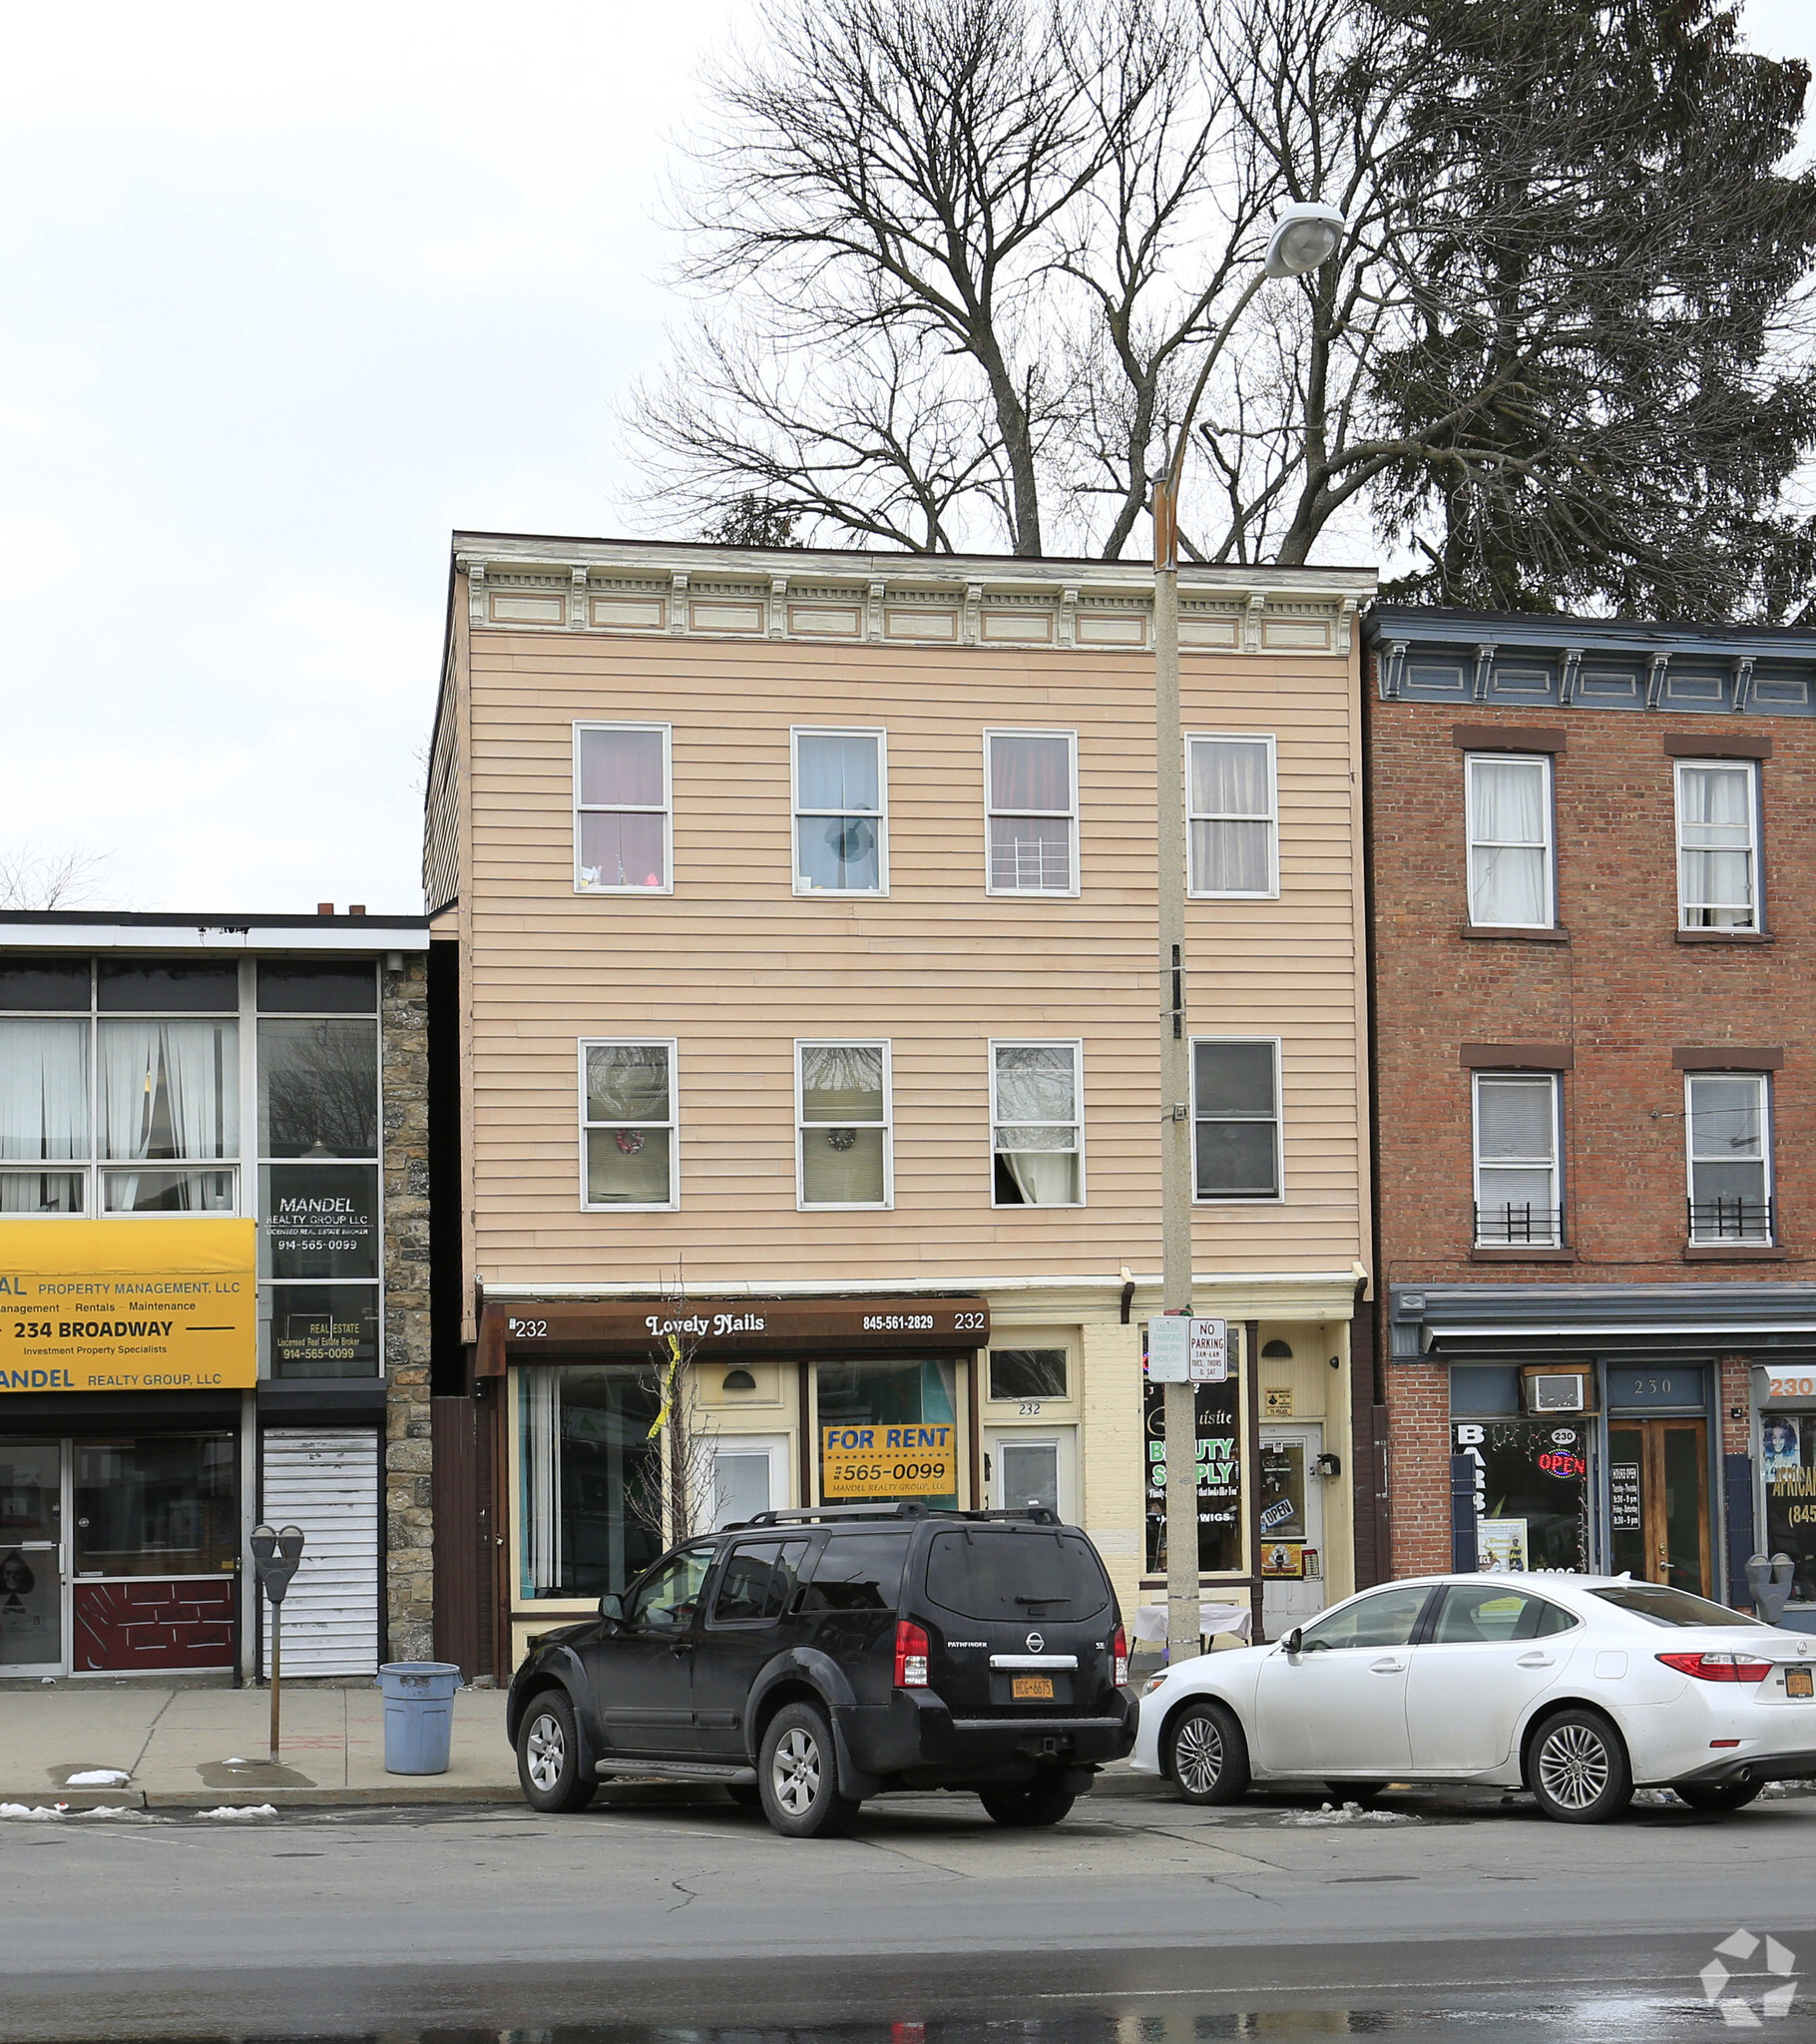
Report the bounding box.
[1676,761,1758,929]
[1188,736,1276,895]
[582,1042,676,1208]
[1686,1072,1772,1242]
[0,1017,89,1213]
[985,732,1076,893]
[1473,1072,1562,1246]
[797,1042,889,1206]
[1192,1040,1280,1200]
[794,730,885,892]
[575,723,671,891]
[101,1019,237,1214]
[991,1042,1082,1206]
[1466,754,1554,927]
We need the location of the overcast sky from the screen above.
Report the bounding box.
[2,0,1809,918]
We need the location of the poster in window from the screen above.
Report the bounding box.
[1453,1421,1589,1573]
[1144,1378,1242,1573]
[268,1284,379,1378]
[261,1164,379,1279]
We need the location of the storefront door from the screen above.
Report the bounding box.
[1608,1419,1710,1595]
[0,1440,65,1675]
[1259,1427,1325,1634]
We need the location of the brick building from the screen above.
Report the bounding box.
[1363,607,1816,1629]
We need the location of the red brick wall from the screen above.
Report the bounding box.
[1369,696,1816,1575]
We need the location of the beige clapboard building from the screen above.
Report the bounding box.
[422,535,1378,1675]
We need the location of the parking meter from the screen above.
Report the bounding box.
[1746,1552,1795,1627]
[250,1524,306,1756]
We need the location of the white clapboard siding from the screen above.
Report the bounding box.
[260,1429,379,1677]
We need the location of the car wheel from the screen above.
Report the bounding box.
[725,1782,763,1810]
[1527,1708,1632,1823]
[758,1701,860,1838]
[980,1772,1076,1827]
[516,1692,597,1813]
[1165,1699,1251,1805]
[1674,1780,1765,1813]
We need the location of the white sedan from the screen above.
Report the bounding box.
[1133,1573,1816,1822]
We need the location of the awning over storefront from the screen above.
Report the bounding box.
[1392,1281,1816,1361]
[478,1293,991,1373]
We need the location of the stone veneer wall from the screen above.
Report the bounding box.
[382,956,434,1660]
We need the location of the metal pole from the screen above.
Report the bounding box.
[269,1604,281,1760]
[1153,551,1199,1665]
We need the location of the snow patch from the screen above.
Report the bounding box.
[65,1770,131,1787]
[0,1802,67,1822]
[194,1804,278,1820]
[1278,1799,1419,1826]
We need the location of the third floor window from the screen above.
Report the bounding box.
[1466,753,1554,928]
[576,723,672,893]
[793,729,886,894]
[1188,736,1277,897]
[1675,760,1759,931]
[985,731,1078,895]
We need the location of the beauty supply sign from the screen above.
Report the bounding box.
[0,1219,256,1392]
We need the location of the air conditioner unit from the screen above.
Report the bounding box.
[1525,1370,1588,1414]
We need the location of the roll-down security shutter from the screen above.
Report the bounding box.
[259,1428,379,1676]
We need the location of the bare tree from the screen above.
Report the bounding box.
[626,1276,723,1549]
[0,840,115,912]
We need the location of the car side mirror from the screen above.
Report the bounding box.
[598,1593,625,1624]
[1282,1627,1303,1657]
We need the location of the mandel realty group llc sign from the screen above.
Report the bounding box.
[0,1218,256,1392]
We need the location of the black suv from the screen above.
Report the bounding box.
[506,1502,1135,1836]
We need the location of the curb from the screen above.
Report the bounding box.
[144,1783,524,1808]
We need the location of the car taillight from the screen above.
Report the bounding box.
[1113,1624,1130,1688]
[895,1619,930,1688]
[1657,1651,1775,1684]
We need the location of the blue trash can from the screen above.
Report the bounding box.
[377,1661,461,1776]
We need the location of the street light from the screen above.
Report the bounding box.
[1150,203,1346,1669]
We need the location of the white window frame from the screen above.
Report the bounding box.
[984,728,1080,897]
[794,1038,893,1211]
[1472,1069,1562,1248]
[1465,752,1555,929]
[790,727,889,896]
[1684,1070,1774,1244]
[1190,1035,1284,1205]
[578,1037,679,1213]
[1674,757,1760,931]
[988,1037,1085,1208]
[1187,733,1279,899]
[573,721,674,895]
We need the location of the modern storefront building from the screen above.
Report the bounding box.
[423,534,1378,1676]
[0,910,432,1681]
[1364,607,1816,1626]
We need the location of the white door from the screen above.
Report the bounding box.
[1259,1426,1325,1637]
[0,1439,65,1676]
[985,1427,1076,1521]
[1251,1581,1431,1777]
[707,1435,789,1530]
[1404,1581,1575,1773]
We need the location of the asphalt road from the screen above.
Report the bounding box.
[4,1784,1813,2040]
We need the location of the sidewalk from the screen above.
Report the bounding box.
[0,1682,516,1810]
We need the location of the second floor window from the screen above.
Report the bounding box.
[793,730,886,893]
[1676,760,1758,930]
[576,723,671,892]
[991,1041,1083,1206]
[582,1041,676,1209]
[1474,1072,1561,1246]
[1686,1072,1772,1243]
[986,731,1077,894]
[1192,1039,1280,1200]
[1466,754,1554,928]
[1189,736,1277,896]
[797,1041,891,1207]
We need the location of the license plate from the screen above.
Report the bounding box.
[1012,1676,1054,1700]
[1787,1668,1812,1699]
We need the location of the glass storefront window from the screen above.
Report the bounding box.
[258,1018,378,1159]
[1453,1420,1590,1573]
[266,1284,380,1378]
[260,1164,380,1278]
[520,1364,666,1600]
[72,1436,236,1577]
[816,1357,959,1507]
[100,1020,237,1161]
[1763,1412,1816,1605]
[1144,1378,1243,1574]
